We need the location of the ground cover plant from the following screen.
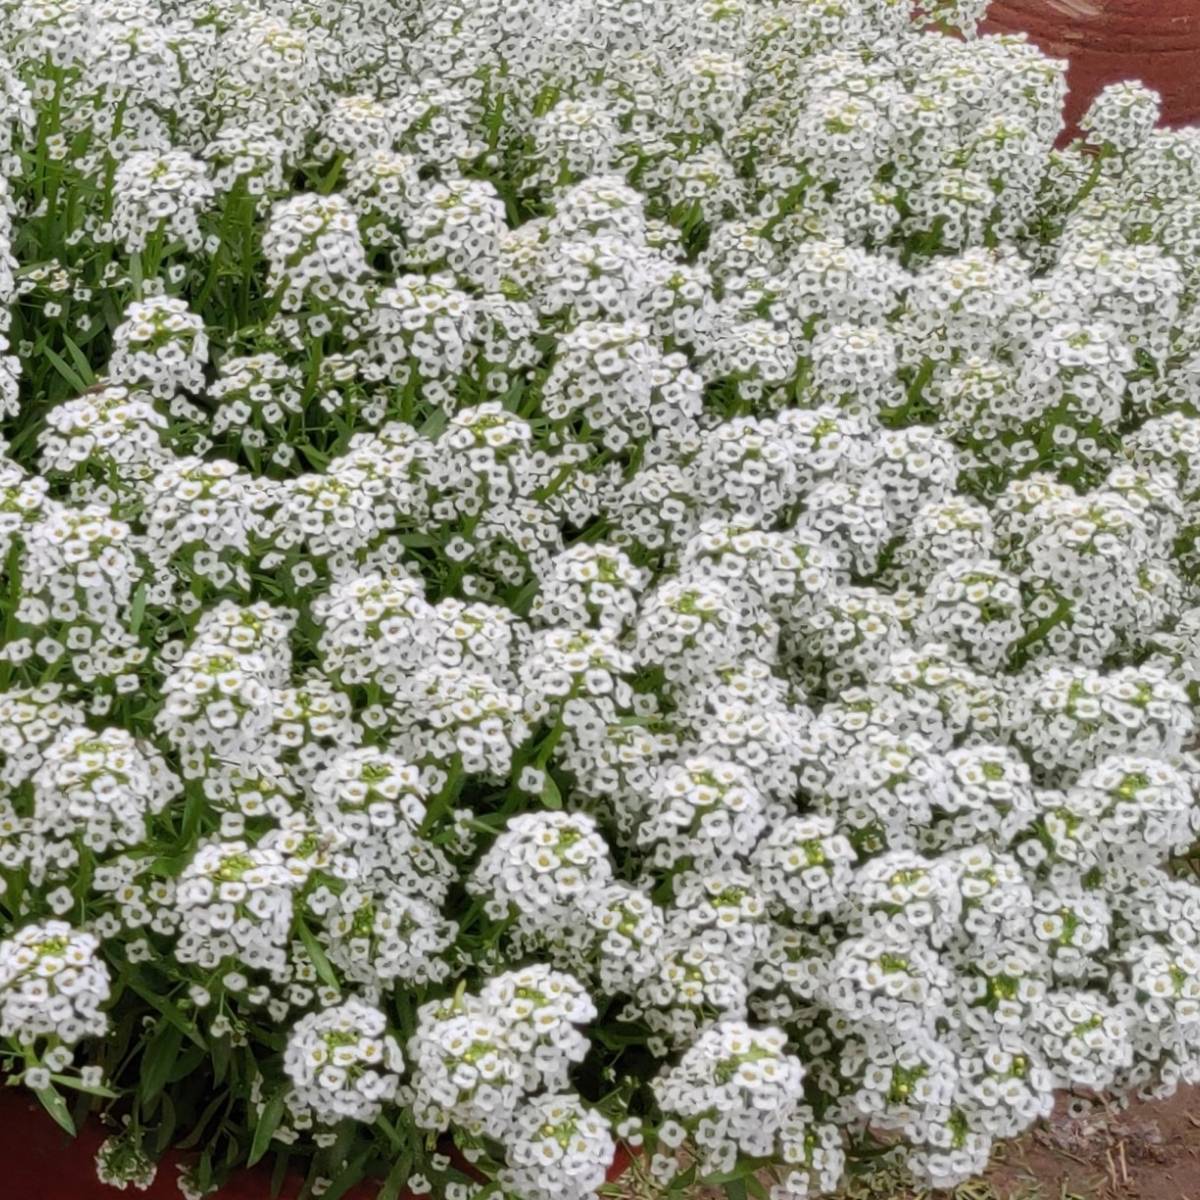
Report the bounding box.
[2,0,1200,1197]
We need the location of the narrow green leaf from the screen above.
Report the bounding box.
[317,152,346,196]
[166,1043,206,1084]
[248,1091,286,1167]
[153,1091,178,1154]
[296,918,339,991]
[176,1089,230,1150]
[210,1033,231,1087]
[139,1021,183,1103]
[322,1148,370,1200]
[34,1085,76,1136]
[73,317,108,347]
[377,1152,413,1200]
[119,969,206,1049]
[41,344,87,393]
[180,784,203,844]
[129,582,147,634]
[48,1073,118,1099]
[419,407,448,437]
[704,1159,768,1186]
[540,773,562,809]
[296,443,329,469]
[374,1116,407,1154]
[270,1149,291,1197]
[60,333,96,385]
[196,1150,213,1191]
[590,1026,650,1050]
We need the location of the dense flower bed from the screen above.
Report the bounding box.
[2,1,1200,1198]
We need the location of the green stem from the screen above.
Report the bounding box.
[1009,595,1072,669]
[419,755,464,835]
[194,180,248,314]
[1064,146,1112,217]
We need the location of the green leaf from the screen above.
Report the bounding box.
[674,1164,697,1190]
[34,1085,76,1136]
[48,1073,118,1099]
[540,773,562,809]
[322,1148,371,1200]
[296,918,339,992]
[119,968,206,1049]
[166,1043,206,1084]
[419,407,448,437]
[377,1152,414,1200]
[704,1159,769,1186]
[72,316,108,347]
[590,1025,650,1050]
[60,333,96,385]
[509,578,539,615]
[210,1032,231,1087]
[129,582,147,634]
[374,1116,404,1152]
[153,1091,178,1154]
[139,1021,183,1104]
[40,343,88,393]
[180,784,204,844]
[176,1089,231,1150]
[317,152,346,196]
[745,1174,768,1200]
[248,1091,286,1167]
[270,1149,291,1198]
[296,443,329,469]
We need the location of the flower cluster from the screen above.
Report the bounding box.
[0,922,111,1046]
[3,2,1200,1199]
[282,997,405,1125]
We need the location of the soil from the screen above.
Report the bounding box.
[985,1086,1200,1200]
[3,1083,1198,1199]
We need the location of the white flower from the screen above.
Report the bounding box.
[653,1020,807,1174]
[284,998,404,1124]
[2,5,1200,1197]
[499,1094,615,1200]
[0,922,110,1045]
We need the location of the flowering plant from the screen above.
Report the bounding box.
[1,1,1200,1198]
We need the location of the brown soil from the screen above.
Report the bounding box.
[985,1086,1200,1200]
[611,1089,1200,1200]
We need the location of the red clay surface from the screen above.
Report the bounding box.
[982,0,1200,140]
[5,1080,1200,1200]
[0,1089,638,1199]
[0,1088,388,1200]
